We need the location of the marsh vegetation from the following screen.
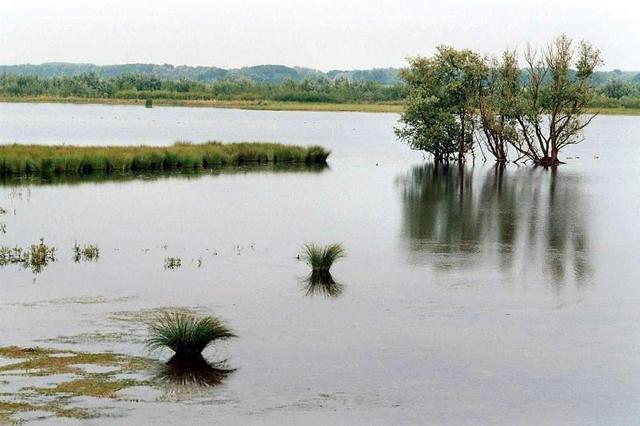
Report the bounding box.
[301,243,346,273]
[146,312,235,359]
[0,239,57,273]
[0,346,154,421]
[73,242,100,262]
[0,142,330,176]
[164,256,182,269]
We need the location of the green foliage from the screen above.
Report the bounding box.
[399,35,605,166]
[395,47,485,162]
[0,72,404,104]
[302,243,346,272]
[146,312,236,358]
[0,142,330,176]
[0,63,401,84]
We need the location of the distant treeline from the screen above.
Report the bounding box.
[0,73,405,103]
[0,63,401,85]
[1,62,638,86]
[0,67,639,108]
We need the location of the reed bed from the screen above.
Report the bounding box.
[0,142,330,176]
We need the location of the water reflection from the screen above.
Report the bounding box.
[155,354,235,387]
[398,163,591,288]
[0,163,328,187]
[302,271,344,298]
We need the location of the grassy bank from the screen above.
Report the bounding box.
[0,96,403,112]
[2,96,640,115]
[0,142,330,176]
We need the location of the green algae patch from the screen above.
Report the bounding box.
[38,377,146,398]
[0,401,91,423]
[0,346,155,422]
[0,346,152,376]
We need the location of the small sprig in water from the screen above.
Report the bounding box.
[72,242,100,262]
[0,239,57,274]
[164,256,182,269]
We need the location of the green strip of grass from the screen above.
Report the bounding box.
[0,141,330,176]
[4,96,640,115]
[0,96,403,113]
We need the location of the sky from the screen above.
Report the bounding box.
[1,0,639,71]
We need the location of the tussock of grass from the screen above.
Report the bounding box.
[0,141,330,176]
[301,243,346,272]
[146,312,236,358]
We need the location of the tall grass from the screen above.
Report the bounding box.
[301,243,346,272]
[146,312,235,358]
[0,142,330,176]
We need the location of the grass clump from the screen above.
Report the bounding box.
[0,141,330,176]
[72,242,100,262]
[301,243,346,272]
[146,312,235,358]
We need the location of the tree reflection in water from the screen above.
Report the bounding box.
[397,163,591,289]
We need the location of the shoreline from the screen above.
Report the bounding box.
[0,96,638,116]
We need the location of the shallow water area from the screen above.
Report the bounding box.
[0,103,639,423]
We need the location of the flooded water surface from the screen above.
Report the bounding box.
[0,103,639,424]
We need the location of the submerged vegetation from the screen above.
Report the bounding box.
[146,312,236,359]
[301,243,346,273]
[0,239,57,273]
[72,242,100,262]
[164,256,182,269]
[0,346,154,422]
[0,142,330,176]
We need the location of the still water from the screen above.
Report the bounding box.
[0,103,639,424]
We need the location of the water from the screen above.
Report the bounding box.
[0,102,639,424]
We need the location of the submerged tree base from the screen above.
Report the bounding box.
[0,141,330,176]
[534,156,566,167]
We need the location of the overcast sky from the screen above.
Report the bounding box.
[1,0,638,71]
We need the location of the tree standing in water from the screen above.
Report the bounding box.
[398,35,602,167]
[395,47,485,164]
[511,35,602,166]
